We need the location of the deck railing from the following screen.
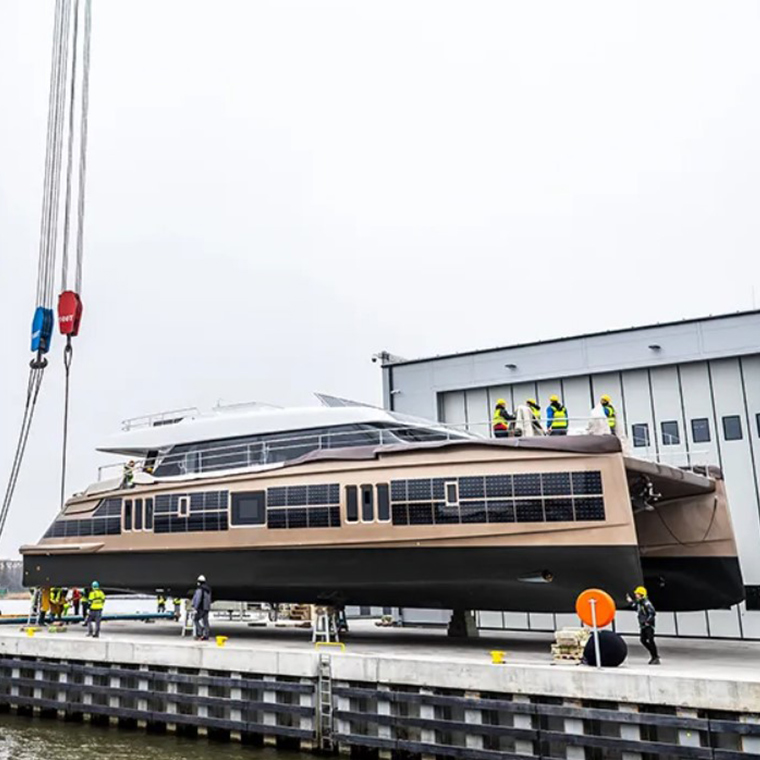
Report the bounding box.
[96,418,714,482]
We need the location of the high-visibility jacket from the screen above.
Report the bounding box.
[492,407,511,431]
[529,406,541,420]
[603,403,616,429]
[548,404,568,429]
[88,589,106,611]
[173,598,181,606]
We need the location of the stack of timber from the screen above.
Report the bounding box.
[551,627,590,663]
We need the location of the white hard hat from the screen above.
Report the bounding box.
[197,575,206,582]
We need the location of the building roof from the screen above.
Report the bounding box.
[382,309,760,368]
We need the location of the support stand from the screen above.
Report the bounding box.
[447,609,479,638]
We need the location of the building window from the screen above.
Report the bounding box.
[746,586,760,612]
[631,424,650,448]
[231,492,266,526]
[134,498,143,530]
[346,486,358,523]
[361,485,374,522]
[124,500,133,531]
[377,484,390,522]
[145,498,154,530]
[723,415,743,441]
[661,421,680,446]
[691,418,711,444]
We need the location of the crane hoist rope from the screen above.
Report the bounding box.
[0,0,93,542]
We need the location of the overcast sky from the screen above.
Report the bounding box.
[1,1,759,557]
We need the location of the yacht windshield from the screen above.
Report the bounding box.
[152,421,464,477]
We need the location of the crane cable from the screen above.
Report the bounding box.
[0,0,91,540]
[59,0,91,510]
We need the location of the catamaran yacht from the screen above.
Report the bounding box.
[22,397,744,612]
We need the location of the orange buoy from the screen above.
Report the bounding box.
[575,588,616,628]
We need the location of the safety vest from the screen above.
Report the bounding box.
[173,598,181,606]
[158,595,166,604]
[492,407,509,431]
[530,406,541,420]
[88,589,106,611]
[604,403,616,429]
[549,405,568,428]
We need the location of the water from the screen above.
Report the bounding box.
[0,712,304,760]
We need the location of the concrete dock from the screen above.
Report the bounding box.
[1,620,759,758]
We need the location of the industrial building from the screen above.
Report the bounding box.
[380,310,760,639]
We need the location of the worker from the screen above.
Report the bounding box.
[122,460,136,488]
[601,395,617,435]
[71,587,82,617]
[50,587,64,621]
[626,586,660,665]
[38,587,51,627]
[157,594,166,614]
[173,597,182,620]
[86,581,106,638]
[192,575,212,641]
[81,586,91,626]
[546,395,568,435]
[492,399,514,438]
[526,399,543,434]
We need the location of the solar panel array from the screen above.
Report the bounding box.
[267,483,341,529]
[389,471,605,526]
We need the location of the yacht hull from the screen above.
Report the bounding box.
[24,544,643,612]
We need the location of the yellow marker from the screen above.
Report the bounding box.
[25,628,36,637]
[215,636,228,647]
[315,641,345,652]
[490,650,506,664]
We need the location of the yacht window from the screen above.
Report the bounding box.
[346,486,358,522]
[124,500,133,531]
[377,484,390,521]
[134,498,143,530]
[266,433,321,464]
[231,492,266,526]
[179,497,189,517]
[145,498,154,530]
[723,415,743,441]
[202,444,247,471]
[361,485,374,522]
[746,586,760,612]
[446,482,458,505]
[756,413,760,438]
[691,418,711,444]
[631,423,650,448]
[660,421,680,446]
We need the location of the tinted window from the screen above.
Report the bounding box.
[361,485,374,521]
[231,492,266,525]
[134,498,143,530]
[145,498,154,530]
[124,500,132,531]
[377,484,390,521]
[723,415,743,441]
[631,423,650,448]
[746,585,760,612]
[756,413,760,438]
[691,418,711,443]
[346,486,358,522]
[661,421,680,445]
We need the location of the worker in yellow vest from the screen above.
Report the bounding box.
[601,395,617,435]
[546,395,569,436]
[173,597,182,620]
[87,581,106,638]
[157,594,166,614]
[492,399,514,438]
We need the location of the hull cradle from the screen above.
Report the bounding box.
[24,544,643,613]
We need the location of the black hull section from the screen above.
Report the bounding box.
[641,555,745,612]
[24,545,642,613]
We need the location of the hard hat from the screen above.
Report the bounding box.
[197,575,206,583]
[549,394,559,402]
[526,398,538,406]
[91,581,99,589]
[601,394,611,403]
[634,585,647,596]
[496,398,506,406]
